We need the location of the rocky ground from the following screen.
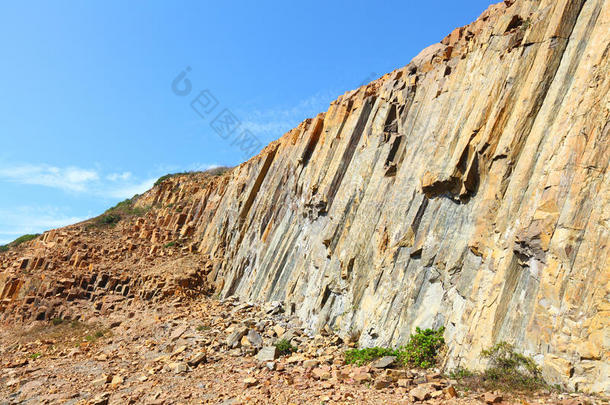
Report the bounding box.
[1,296,603,405]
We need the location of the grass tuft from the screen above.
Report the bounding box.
[85,329,106,342]
[275,338,297,356]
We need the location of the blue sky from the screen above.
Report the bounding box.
[0,0,496,244]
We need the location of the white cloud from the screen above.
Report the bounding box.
[187,163,221,172]
[106,172,132,181]
[238,91,338,142]
[0,162,226,201]
[0,163,224,245]
[0,164,99,192]
[0,206,85,245]
[0,164,165,200]
[105,177,158,199]
[152,163,223,175]
[0,162,226,244]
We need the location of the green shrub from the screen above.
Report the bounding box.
[344,326,445,369]
[450,342,547,393]
[398,326,445,369]
[51,318,64,326]
[85,329,106,342]
[481,342,545,391]
[345,347,399,366]
[97,214,121,226]
[0,245,8,253]
[89,196,150,228]
[448,366,475,379]
[345,327,445,368]
[154,173,181,187]
[275,339,296,356]
[164,241,177,248]
[105,197,149,217]
[29,352,42,360]
[69,320,82,328]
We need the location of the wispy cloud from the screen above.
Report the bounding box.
[106,171,132,181]
[153,162,222,175]
[187,163,222,172]
[0,162,223,200]
[0,164,99,192]
[0,206,86,245]
[0,163,221,244]
[0,164,164,199]
[105,177,157,199]
[238,91,338,143]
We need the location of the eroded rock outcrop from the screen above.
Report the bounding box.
[0,0,608,393]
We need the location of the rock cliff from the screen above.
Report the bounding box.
[1,0,608,393]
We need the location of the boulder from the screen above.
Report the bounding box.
[256,346,278,362]
[370,356,396,369]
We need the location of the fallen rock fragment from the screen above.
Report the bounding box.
[410,384,435,402]
[444,385,458,398]
[243,377,258,387]
[303,359,319,368]
[226,327,248,349]
[256,346,278,362]
[373,376,393,389]
[110,375,124,387]
[482,392,503,404]
[169,362,188,374]
[91,393,110,405]
[187,352,206,367]
[352,372,372,383]
[92,374,112,386]
[370,356,396,369]
[312,367,331,380]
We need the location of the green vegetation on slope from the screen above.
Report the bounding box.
[344,326,445,368]
[450,342,548,393]
[153,166,233,187]
[90,196,150,228]
[0,234,41,252]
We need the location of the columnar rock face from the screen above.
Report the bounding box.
[0,0,608,393]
